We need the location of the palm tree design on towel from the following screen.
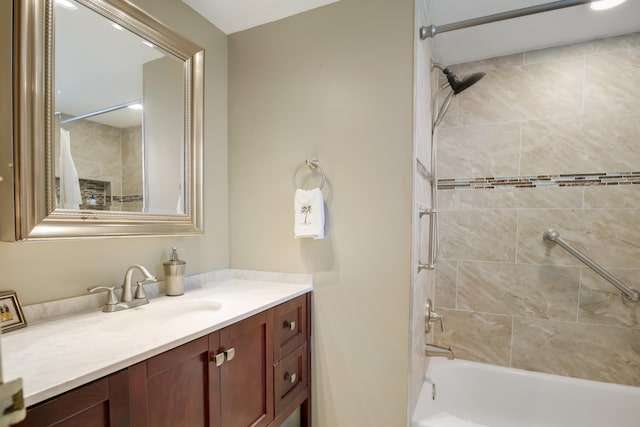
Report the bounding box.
[300,205,312,224]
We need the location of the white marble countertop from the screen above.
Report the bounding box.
[2,269,312,407]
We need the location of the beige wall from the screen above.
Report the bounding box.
[228,0,415,425]
[433,33,640,386]
[0,0,229,305]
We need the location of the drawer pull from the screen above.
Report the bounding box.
[225,348,236,362]
[283,320,296,331]
[285,372,297,384]
[212,352,225,367]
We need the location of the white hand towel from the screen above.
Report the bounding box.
[294,188,325,240]
[59,128,83,209]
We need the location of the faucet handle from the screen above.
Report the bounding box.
[135,281,148,299]
[425,299,445,333]
[88,286,118,306]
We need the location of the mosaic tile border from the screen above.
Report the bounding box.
[112,195,144,203]
[438,172,640,190]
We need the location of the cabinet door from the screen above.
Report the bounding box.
[16,370,130,427]
[129,335,214,427]
[216,312,274,427]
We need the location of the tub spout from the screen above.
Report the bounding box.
[425,343,455,360]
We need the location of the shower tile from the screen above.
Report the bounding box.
[411,270,430,410]
[513,187,583,209]
[579,268,640,329]
[437,189,458,211]
[521,113,640,176]
[590,31,640,53]
[584,47,640,116]
[517,208,640,269]
[457,261,579,321]
[525,40,596,64]
[416,168,432,207]
[448,53,524,75]
[512,318,640,386]
[584,185,640,208]
[523,32,640,65]
[457,188,518,210]
[458,57,584,126]
[416,50,432,167]
[439,210,517,262]
[437,122,520,180]
[434,259,456,309]
[433,309,512,367]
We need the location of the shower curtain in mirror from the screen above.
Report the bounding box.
[59,128,83,209]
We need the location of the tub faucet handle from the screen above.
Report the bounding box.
[425,299,445,333]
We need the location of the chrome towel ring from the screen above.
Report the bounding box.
[292,158,326,190]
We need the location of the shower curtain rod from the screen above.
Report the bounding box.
[56,99,142,125]
[420,0,591,39]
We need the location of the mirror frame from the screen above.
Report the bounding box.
[9,0,204,240]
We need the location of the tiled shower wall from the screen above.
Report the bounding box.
[432,32,640,386]
[56,118,143,210]
[409,0,434,416]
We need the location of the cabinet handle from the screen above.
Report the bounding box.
[212,352,225,367]
[285,372,297,384]
[283,320,296,331]
[225,348,235,362]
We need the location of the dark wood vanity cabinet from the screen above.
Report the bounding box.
[16,293,311,427]
[271,294,311,426]
[129,311,274,427]
[15,370,130,427]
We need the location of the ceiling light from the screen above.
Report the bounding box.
[55,0,77,10]
[590,0,627,10]
[142,40,154,48]
[128,104,143,110]
[111,23,124,31]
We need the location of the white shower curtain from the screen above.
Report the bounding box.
[59,128,83,209]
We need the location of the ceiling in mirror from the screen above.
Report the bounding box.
[55,0,165,128]
[426,0,640,64]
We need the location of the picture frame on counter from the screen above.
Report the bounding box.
[0,291,27,333]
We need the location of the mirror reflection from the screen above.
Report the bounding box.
[53,0,185,214]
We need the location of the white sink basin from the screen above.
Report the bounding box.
[98,298,222,333]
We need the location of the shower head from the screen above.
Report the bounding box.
[444,69,486,94]
[432,63,486,128]
[432,62,486,94]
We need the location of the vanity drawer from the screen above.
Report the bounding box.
[273,294,307,361]
[274,342,308,415]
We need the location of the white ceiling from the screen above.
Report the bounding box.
[182,0,340,34]
[426,0,640,65]
[57,0,640,126]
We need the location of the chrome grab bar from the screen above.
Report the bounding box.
[543,229,640,302]
[418,208,436,271]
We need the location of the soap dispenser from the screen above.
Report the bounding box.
[163,247,186,296]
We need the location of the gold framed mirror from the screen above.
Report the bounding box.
[5,0,204,240]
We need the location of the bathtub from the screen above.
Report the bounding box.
[412,358,640,427]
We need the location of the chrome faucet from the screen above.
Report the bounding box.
[425,343,455,360]
[89,265,158,313]
[121,265,158,303]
